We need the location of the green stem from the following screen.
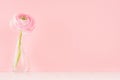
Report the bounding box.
[15,31,22,67]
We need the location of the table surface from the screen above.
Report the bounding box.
[0,72,120,80]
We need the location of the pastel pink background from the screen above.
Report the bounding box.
[0,0,120,72]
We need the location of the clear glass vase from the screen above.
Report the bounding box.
[12,46,30,72]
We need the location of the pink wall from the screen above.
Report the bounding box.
[0,0,120,71]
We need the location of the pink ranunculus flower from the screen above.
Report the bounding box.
[10,13,35,32]
[10,13,35,72]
